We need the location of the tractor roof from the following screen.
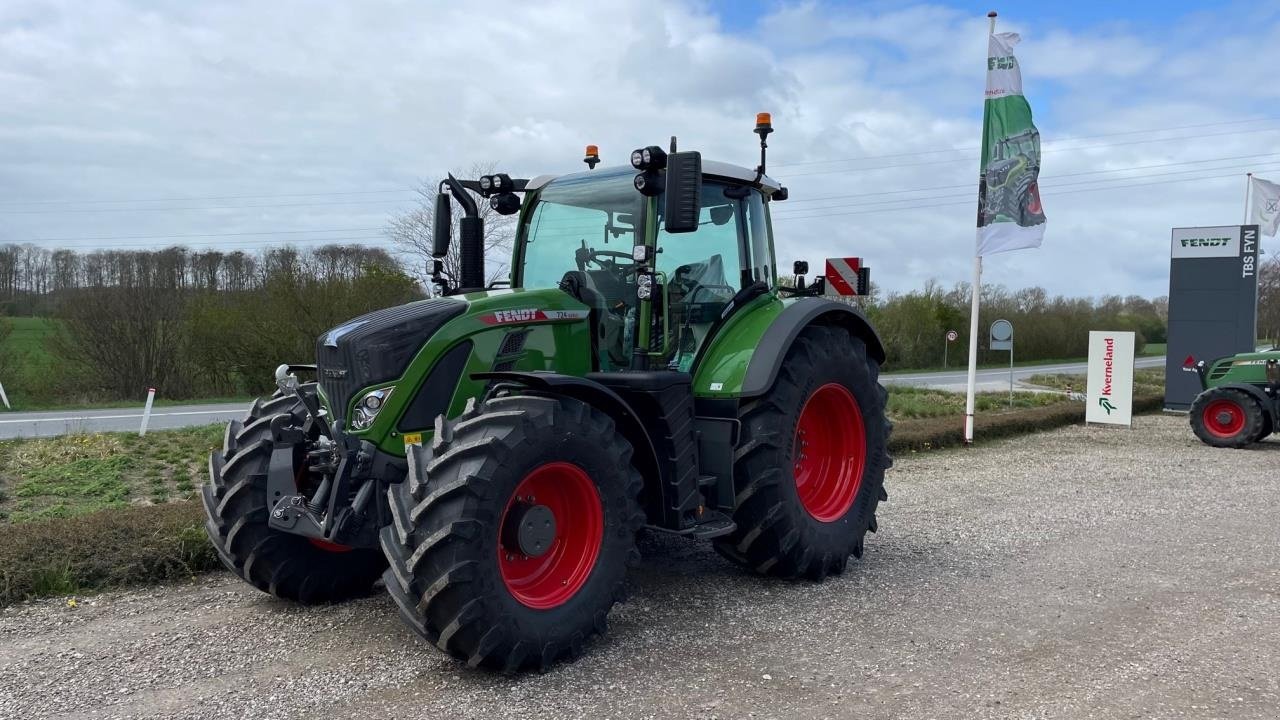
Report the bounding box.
[527,160,782,195]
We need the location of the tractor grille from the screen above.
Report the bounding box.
[316,298,465,419]
[1207,361,1233,382]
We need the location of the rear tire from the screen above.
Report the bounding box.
[1190,388,1264,448]
[380,394,645,671]
[715,325,892,579]
[202,390,387,603]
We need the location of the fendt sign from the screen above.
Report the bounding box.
[1165,225,1260,410]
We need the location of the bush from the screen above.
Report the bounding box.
[0,502,217,606]
[889,392,1164,452]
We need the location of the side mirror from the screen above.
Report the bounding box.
[663,151,702,234]
[432,191,451,259]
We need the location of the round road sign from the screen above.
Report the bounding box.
[990,319,1013,342]
[946,330,958,342]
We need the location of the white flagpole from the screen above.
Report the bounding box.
[1244,172,1253,224]
[964,9,998,445]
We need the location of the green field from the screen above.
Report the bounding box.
[0,424,222,524]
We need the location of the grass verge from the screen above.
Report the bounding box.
[0,392,1166,607]
[0,425,223,523]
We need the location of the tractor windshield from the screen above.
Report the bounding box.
[518,167,644,289]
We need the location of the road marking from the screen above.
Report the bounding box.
[0,409,240,425]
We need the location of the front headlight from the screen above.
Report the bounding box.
[350,387,395,430]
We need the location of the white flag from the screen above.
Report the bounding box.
[1251,175,1280,237]
[976,32,1046,256]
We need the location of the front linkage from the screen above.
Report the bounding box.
[264,364,402,550]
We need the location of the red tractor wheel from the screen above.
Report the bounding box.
[380,394,644,672]
[793,383,867,522]
[1189,388,1264,448]
[715,325,892,580]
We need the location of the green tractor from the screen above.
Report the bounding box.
[202,115,892,671]
[1188,350,1280,447]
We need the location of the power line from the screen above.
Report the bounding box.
[782,151,1280,205]
[0,197,418,216]
[30,235,392,251]
[22,227,386,243]
[772,159,1280,216]
[772,169,1258,222]
[770,116,1280,168]
[776,126,1280,178]
[0,188,417,207]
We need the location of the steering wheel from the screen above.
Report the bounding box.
[575,242,635,273]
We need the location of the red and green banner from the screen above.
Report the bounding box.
[976,32,1046,256]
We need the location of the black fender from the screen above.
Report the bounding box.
[469,370,662,493]
[740,298,886,397]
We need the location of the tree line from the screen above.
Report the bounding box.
[2,239,1274,408]
[0,244,420,405]
[861,280,1171,369]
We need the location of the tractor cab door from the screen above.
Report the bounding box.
[656,180,775,371]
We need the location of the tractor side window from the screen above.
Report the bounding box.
[657,182,746,371]
[522,202,610,289]
[744,189,774,286]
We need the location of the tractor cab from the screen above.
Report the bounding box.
[515,160,782,372]
[428,115,789,378]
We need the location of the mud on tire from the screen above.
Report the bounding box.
[714,325,892,579]
[202,388,386,603]
[380,394,645,672]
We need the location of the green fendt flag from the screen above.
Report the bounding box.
[976,32,1046,256]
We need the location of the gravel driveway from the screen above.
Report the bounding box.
[2,414,1278,719]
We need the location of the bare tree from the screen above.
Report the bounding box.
[387,161,517,292]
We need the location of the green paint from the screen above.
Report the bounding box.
[691,292,788,398]
[338,288,593,456]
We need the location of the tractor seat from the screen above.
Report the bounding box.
[560,271,629,369]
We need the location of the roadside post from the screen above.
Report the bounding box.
[944,329,958,368]
[139,387,156,437]
[1085,331,1136,427]
[0,379,9,410]
[990,319,1013,406]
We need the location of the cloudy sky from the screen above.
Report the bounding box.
[2,0,1278,297]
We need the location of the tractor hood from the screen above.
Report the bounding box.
[316,298,466,421]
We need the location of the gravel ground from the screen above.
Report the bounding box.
[2,414,1278,720]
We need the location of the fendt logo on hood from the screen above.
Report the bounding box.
[480,308,591,325]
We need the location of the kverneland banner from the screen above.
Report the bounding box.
[1086,331,1135,426]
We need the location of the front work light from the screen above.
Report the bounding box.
[629,145,667,171]
[351,387,395,430]
[633,170,663,196]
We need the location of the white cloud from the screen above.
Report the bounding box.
[0,0,1277,299]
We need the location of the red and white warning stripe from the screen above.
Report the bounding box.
[824,257,862,296]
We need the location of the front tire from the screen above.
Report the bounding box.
[1190,388,1264,448]
[380,394,645,671]
[202,391,387,603]
[715,325,892,579]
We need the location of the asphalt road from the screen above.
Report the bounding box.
[3,415,1277,719]
[883,355,1166,391]
[0,402,246,439]
[0,357,1167,439]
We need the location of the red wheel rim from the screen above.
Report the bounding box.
[794,383,866,522]
[498,462,603,609]
[309,538,353,553]
[1202,399,1246,438]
